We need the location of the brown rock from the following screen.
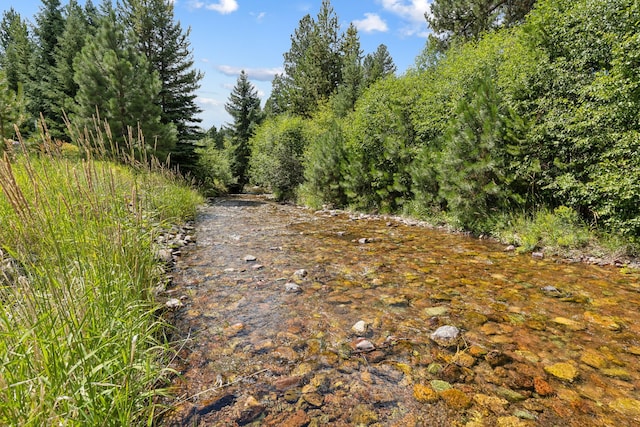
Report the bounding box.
[274,376,302,391]
[533,376,554,396]
[485,350,512,367]
[280,410,310,427]
[413,384,439,403]
[439,388,472,410]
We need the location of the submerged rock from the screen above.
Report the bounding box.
[430,325,460,347]
[351,320,368,335]
[284,282,302,293]
[544,362,579,382]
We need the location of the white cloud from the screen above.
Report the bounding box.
[216,65,283,81]
[380,0,430,22]
[353,13,388,33]
[197,97,223,107]
[189,0,238,14]
[251,11,267,22]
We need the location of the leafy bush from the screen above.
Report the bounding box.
[248,115,307,201]
[195,137,234,195]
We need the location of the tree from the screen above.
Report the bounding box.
[0,9,33,95]
[225,70,263,190]
[332,23,363,116]
[28,0,66,134]
[426,0,536,48]
[274,0,343,116]
[362,44,396,88]
[0,69,26,150]
[73,10,175,159]
[118,0,204,172]
[50,0,97,138]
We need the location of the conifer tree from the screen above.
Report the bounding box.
[73,10,176,159]
[225,70,263,190]
[333,23,363,116]
[362,44,396,88]
[0,69,26,150]
[118,0,204,172]
[28,0,65,134]
[0,9,32,94]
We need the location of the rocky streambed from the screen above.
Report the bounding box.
[159,194,640,426]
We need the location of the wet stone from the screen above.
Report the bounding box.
[283,388,301,403]
[495,386,527,403]
[424,306,449,317]
[439,388,472,410]
[544,362,579,382]
[302,392,324,407]
[413,384,439,403]
[430,325,460,347]
[551,317,587,331]
[284,282,302,293]
[430,379,452,392]
[243,255,257,262]
[351,320,368,335]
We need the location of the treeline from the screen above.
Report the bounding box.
[0,0,202,170]
[216,0,640,243]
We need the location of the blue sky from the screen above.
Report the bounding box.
[5,0,432,130]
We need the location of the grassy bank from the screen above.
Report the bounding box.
[0,140,203,425]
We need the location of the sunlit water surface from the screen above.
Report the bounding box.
[162,195,640,426]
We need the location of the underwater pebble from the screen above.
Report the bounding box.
[351,320,368,335]
[430,325,460,347]
[284,282,302,293]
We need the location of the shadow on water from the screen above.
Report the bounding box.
[161,194,640,426]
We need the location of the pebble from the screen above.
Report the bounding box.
[284,282,302,293]
[293,269,308,278]
[244,255,257,262]
[165,298,183,309]
[355,339,375,352]
[544,362,579,382]
[430,325,460,347]
[351,320,368,335]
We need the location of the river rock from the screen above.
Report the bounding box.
[544,362,579,382]
[551,316,586,331]
[351,320,368,335]
[608,398,640,417]
[243,255,257,262]
[165,298,183,309]
[430,379,452,392]
[413,384,439,403]
[439,389,472,410]
[236,395,265,425]
[430,325,460,347]
[355,339,375,352]
[284,282,302,293]
[424,306,449,317]
[293,269,308,278]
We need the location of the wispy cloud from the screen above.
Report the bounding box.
[216,65,283,81]
[353,13,389,33]
[379,0,430,37]
[251,11,267,22]
[189,0,238,14]
[198,97,224,107]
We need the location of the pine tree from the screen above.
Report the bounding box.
[275,0,343,116]
[73,10,176,159]
[28,0,65,134]
[225,70,263,190]
[0,69,26,150]
[118,0,204,172]
[50,0,97,138]
[427,0,536,48]
[362,44,396,88]
[333,23,363,116]
[0,9,33,95]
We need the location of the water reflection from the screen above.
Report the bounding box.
[162,194,640,426]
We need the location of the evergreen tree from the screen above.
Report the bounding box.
[50,0,97,137]
[427,0,536,48]
[0,69,26,150]
[362,44,396,88]
[28,0,66,134]
[73,10,176,159]
[276,0,343,116]
[225,70,263,190]
[118,0,204,172]
[0,9,33,95]
[333,23,363,116]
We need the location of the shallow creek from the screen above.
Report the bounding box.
[161,194,640,426]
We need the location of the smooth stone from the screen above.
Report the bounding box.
[243,255,257,262]
[430,325,460,347]
[430,379,452,392]
[580,349,607,369]
[284,282,302,293]
[514,410,537,420]
[495,386,526,403]
[583,311,621,331]
[350,404,378,424]
[424,306,449,317]
[302,392,323,407]
[544,362,579,382]
[165,298,183,309]
[551,317,587,331]
[355,339,375,352]
[351,320,368,335]
[293,269,308,278]
[473,394,509,413]
[602,368,632,381]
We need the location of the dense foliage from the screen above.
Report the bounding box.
[248,0,640,246]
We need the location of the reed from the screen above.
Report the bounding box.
[0,121,203,426]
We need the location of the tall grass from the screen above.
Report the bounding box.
[0,123,203,426]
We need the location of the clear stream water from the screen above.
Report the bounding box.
[161,194,640,426]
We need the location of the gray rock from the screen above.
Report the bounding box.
[285,282,302,293]
[351,320,368,335]
[293,269,308,278]
[430,325,460,347]
[355,339,375,351]
[244,255,257,262]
